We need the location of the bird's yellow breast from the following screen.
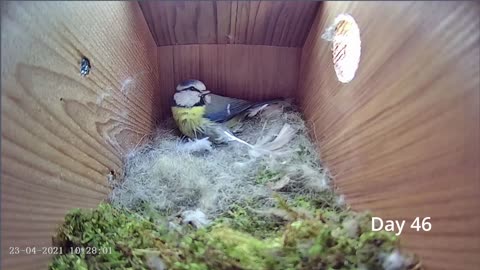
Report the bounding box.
[171,106,207,138]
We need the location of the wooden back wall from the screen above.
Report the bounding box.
[139,1,319,47]
[157,44,301,117]
[148,1,313,117]
[297,2,479,269]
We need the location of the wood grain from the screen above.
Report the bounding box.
[139,1,319,47]
[1,2,158,269]
[297,2,480,269]
[157,44,301,117]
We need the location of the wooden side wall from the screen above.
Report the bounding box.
[297,2,480,269]
[157,44,301,117]
[1,2,159,269]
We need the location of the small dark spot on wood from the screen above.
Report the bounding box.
[60,97,64,101]
[80,56,91,77]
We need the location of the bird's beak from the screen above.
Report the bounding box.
[200,90,211,96]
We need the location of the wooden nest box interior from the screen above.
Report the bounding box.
[1,1,479,269]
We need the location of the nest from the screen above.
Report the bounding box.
[109,105,333,218]
[49,105,423,270]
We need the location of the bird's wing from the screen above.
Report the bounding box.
[204,94,254,123]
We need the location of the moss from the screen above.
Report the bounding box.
[50,203,170,269]
[50,201,420,270]
[255,168,281,184]
[214,205,285,239]
[181,226,281,270]
[291,192,344,212]
[50,254,88,270]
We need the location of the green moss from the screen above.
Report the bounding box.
[214,205,285,239]
[50,200,420,270]
[191,226,281,270]
[255,168,281,184]
[50,254,88,270]
[50,203,170,269]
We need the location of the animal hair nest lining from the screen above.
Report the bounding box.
[109,105,336,219]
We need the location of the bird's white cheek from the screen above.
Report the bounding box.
[174,91,201,107]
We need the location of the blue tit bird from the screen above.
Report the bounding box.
[171,79,285,144]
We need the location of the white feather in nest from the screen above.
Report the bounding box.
[181,209,210,228]
[175,137,213,153]
[381,250,414,270]
[247,104,269,117]
[145,256,166,270]
[223,123,297,157]
[224,103,298,156]
[260,123,297,151]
